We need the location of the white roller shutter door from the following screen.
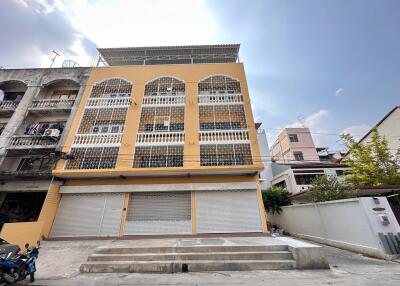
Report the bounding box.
[196,190,263,233]
[50,193,124,237]
[124,192,191,235]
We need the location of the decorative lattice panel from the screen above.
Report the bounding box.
[198,75,241,95]
[65,147,119,169]
[133,145,184,168]
[200,144,253,166]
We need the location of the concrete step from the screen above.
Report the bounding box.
[87,251,294,262]
[80,259,297,273]
[94,245,289,254]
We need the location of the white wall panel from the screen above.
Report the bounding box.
[196,190,262,233]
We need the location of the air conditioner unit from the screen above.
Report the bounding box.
[164,121,170,127]
[43,128,60,138]
[166,88,172,92]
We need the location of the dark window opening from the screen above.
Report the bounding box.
[0,192,47,228]
[289,134,299,143]
[294,152,304,161]
[273,180,287,189]
[294,174,322,185]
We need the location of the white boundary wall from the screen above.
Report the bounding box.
[269,197,400,259]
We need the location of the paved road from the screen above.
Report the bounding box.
[24,244,400,286]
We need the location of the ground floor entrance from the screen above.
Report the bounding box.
[50,186,264,238]
[0,191,47,229]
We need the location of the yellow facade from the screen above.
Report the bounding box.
[40,62,267,237]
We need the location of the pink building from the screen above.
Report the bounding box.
[270,128,320,163]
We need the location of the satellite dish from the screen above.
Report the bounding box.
[62,60,80,68]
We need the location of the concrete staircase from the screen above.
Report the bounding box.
[80,245,297,273]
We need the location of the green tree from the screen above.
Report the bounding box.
[262,187,292,214]
[341,129,400,186]
[303,175,357,203]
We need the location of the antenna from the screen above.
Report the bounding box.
[297,115,306,128]
[62,60,80,68]
[49,50,61,68]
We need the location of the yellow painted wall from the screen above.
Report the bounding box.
[37,182,61,238]
[54,63,264,175]
[0,222,43,249]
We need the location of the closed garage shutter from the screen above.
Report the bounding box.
[124,192,191,235]
[50,193,124,237]
[196,190,262,233]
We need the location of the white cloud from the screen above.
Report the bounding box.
[64,0,221,49]
[341,124,370,140]
[335,88,344,96]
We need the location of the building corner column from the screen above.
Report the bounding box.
[37,179,62,238]
[0,84,40,166]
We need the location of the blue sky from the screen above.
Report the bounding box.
[1,0,399,150]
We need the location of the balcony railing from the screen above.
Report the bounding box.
[72,133,123,147]
[199,130,250,144]
[198,93,243,105]
[136,131,185,146]
[0,100,18,110]
[86,97,131,108]
[142,95,185,106]
[29,99,75,110]
[8,135,59,149]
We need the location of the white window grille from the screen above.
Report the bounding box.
[138,106,184,133]
[199,105,247,131]
[198,75,241,95]
[66,147,119,169]
[90,78,132,98]
[200,144,253,166]
[144,77,185,97]
[133,145,183,168]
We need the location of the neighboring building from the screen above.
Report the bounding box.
[358,106,400,157]
[316,147,345,163]
[33,44,268,238]
[270,128,320,163]
[270,162,346,194]
[0,67,90,227]
[256,123,273,190]
[268,127,347,194]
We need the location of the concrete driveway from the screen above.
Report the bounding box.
[21,238,400,286]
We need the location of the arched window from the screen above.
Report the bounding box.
[198,75,241,95]
[90,78,132,98]
[144,77,185,97]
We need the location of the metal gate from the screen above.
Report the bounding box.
[124,192,191,235]
[196,190,263,233]
[50,193,124,237]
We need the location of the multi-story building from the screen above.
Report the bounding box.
[0,67,89,234]
[268,127,348,194]
[358,106,400,157]
[16,44,268,239]
[270,128,320,163]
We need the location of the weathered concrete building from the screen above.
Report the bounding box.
[0,67,90,244]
